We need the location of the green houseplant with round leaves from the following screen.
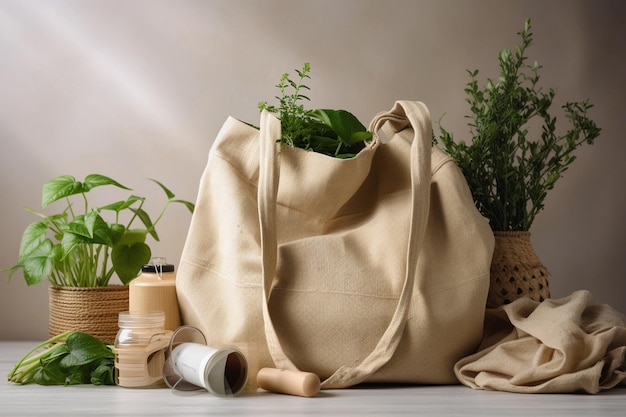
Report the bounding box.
[5,174,194,287]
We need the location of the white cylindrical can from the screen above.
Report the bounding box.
[170,342,248,396]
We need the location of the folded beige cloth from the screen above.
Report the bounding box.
[455,290,626,394]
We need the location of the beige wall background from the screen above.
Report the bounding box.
[1,0,624,340]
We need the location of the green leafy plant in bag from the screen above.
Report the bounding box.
[258,63,372,158]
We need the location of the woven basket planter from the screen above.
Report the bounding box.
[49,285,129,344]
[487,231,550,309]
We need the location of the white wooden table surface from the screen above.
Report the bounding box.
[2,341,625,416]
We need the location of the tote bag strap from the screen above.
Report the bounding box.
[258,101,433,388]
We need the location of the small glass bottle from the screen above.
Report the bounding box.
[114,311,172,388]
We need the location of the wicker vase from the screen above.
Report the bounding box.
[48,285,129,343]
[487,231,551,309]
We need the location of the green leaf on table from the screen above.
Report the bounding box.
[60,332,114,368]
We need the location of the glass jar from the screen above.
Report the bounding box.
[114,311,172,388]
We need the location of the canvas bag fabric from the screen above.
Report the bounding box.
[454,290,626,394]
[176,100,495,389]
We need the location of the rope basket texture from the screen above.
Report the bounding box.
[487,231,550,309]
[49,285,129,343]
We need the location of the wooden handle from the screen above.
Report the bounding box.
[257,368,321,397]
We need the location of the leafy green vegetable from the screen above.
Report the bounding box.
[436,19,601,231]
[258,63,372,158]
[7,331,115,386]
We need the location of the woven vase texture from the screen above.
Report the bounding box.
[487,231,550,309]
[48,285,129,343]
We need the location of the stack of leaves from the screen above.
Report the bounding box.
[7,331,115,386]
[258,63,372,159]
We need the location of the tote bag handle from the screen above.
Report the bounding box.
[258,101,433,388]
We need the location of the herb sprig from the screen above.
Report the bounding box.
[258,63,371,158]
[437,19,601,231]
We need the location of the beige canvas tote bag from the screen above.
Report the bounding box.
[177,100,495,389]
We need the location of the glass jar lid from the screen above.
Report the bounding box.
[118,311,165,328]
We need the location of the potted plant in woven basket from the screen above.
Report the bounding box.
[436,19,601,308]
[4,174,194,343]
